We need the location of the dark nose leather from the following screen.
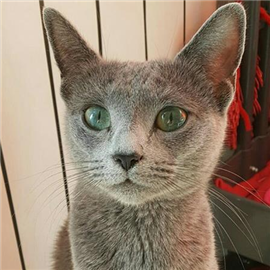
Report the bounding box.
[113,153,142,171]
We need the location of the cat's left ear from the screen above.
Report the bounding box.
[43,8,99,77]
[175,3,246,109]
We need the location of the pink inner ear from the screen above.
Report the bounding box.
[209,24,240,85]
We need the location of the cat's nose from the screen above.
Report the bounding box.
[113,153,142,171]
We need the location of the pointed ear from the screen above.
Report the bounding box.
[175,3,246,86]
[43,8,99,76]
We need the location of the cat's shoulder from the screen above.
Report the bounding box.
[52,218,73,270]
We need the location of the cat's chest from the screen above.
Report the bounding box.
[69,195,211,270]
[70,203,178,269]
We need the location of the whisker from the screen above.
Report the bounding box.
[211,200,257,249]
[210,188,247,216]
[154,161,177,167]
[213,216,245,270]
[211,205,226,270]
[213,173,270,208]
[29,169,90,209]
[14,159,103,182]
[215,167,246,182]
[38,170,92,211]
[210,188,262,261]
[27,170,92,224]
[29,166,89,195]
[149,167,174,174]
[47,176,105,232]
[159,174,262,259]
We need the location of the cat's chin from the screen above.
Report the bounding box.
[104,181,159,206]
[102,178,203,206]
[105,182,178,206]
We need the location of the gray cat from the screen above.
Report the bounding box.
[43,3,246,270]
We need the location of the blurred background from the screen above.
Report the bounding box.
[1,1,270,270]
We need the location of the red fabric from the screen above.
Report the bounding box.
[260,6,270,124]
[226,69,243,149]
[225,4,270,149]
[215,161,270,206]
[226,68,253,149]
[253,57,263,115]
[260,7,270,25]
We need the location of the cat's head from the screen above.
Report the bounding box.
[43,4,246,205]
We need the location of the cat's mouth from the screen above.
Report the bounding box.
[121,178,134,185]
[113,178,140,188]
[111,177,150,190]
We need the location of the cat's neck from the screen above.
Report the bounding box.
[69,183,217,270]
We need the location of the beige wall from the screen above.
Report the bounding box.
[2,2,67,269]
[186,0,217,43]
[1,1,216,269]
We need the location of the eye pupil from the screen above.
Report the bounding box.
[168,112,173,125]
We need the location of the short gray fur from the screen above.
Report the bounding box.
[43,4,246,270]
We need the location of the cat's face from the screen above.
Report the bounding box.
[44,4,246,205]
[61,60,228,205]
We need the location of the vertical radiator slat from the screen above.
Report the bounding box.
[253,1,270,170]
[183,0,186,45]
[238,1,260,150]
[143,0,148,61]
[1,144,26,270]
[237,1,260,179]
[39,0,70,211]
[96,0,103,57]
[254,1,270,137]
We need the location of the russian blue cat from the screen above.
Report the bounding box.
[43,3,246,269]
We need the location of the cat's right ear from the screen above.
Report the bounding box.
[43,8,99,77]
[174,3,246,112]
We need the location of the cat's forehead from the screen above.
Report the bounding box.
[64,59,213,113]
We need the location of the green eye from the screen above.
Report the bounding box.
[84,106,111,131]
[156,106,187,132]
